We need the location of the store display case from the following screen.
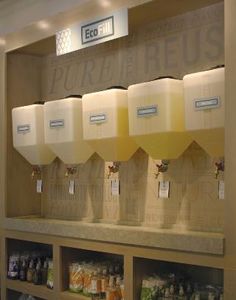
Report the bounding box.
[1,0,236,298]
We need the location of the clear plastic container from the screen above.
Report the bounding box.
[12,104,56,165]
[44,96,93,164]
[183,66,225,156]
[82,87,138,161]
[128,77,192,159]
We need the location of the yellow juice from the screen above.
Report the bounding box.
[183,66,225,157]
[128,79,192,159]
[82,88,138,161]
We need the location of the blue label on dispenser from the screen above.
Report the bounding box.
[17,124,30,134]
[137,105,158,117]
[194,97,220,110]
[90,113,107,124]
[50,119,64,128]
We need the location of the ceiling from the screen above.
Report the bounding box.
[0,0,88,37]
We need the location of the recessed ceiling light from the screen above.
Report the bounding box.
[37,20,50,30]
[0,37,6,46]
[100,0,111,8]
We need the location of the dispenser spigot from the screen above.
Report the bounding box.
[155,160,170,178]
[108,162,120,178]
[65,166,77,177]
[215,159,224,179]
[31,166,42,179]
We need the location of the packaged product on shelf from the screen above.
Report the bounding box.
[83,263,94,295]
[47,259,54,289]
[90,270,102,295]
[8,252,20,279]
[139,273,223,300]
[68,259,124,299]
[69,262,84,292]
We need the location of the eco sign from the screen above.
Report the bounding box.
[56,8,128,56]
[81,16,114,44]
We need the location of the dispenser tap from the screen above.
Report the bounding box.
[31,166,42,179]
[65,166,77,177]
[108,162,120,178]
[155,160,170,178]
[215,159,224,179]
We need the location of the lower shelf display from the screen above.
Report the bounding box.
[62,246,124,300]
[7,239,53,290]
[135,258,224,300]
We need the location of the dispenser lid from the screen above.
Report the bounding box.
[65,95,82,98]
[106,86,127,90]
[151,75,178,81]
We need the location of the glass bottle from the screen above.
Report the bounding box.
[26,259,35,283]
[34,261,42,285]
[42,260,48,285]
[19,259,27,281]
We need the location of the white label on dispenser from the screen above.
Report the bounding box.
[218,180,224,200]
[111,179,120,196]
[194,97,220,110]
[90,113,107,124]
[36,179,43,193]
[137,105,158,117]
[158,181,170,198]
[69,180,75,195]
[17,124,30,134]
[50,119,64,128]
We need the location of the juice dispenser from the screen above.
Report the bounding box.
[128,77,192,159]
[12,103,56,166]
[183,66,225,157]
[44,96,94,166]
[82,87,138,162]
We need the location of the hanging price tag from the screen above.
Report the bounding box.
[36,179,43,193]
[111,179,120,196]
[158,181,170,198]
[69,180,75,195]
[218,180,224,200]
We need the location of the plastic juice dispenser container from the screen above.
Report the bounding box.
[82,87,138,161]
[128,77,192,159]
[44,96,94,165]
[183,66,225,157]
[12,103,56,166]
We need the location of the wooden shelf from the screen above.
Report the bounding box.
[6,279,54,300]
[4,217,224,256]
[60,291,90,300]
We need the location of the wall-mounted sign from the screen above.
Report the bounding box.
[56,8,128,56]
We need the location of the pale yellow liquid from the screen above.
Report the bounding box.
[128,93,192,159]
[48,141,93,164]
[85,107,138,161]
[190,128,224,157]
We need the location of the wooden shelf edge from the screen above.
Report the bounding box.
[4,217,224,256]
[6,279,54,299]
[60,291,90,300]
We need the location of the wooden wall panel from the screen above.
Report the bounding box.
[7,54,42,217]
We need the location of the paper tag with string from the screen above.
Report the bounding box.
[158,181,170,198]
[36,179,43,193]
[111,179,120,196]
[218,180,224,200]
[69,180,75,195]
